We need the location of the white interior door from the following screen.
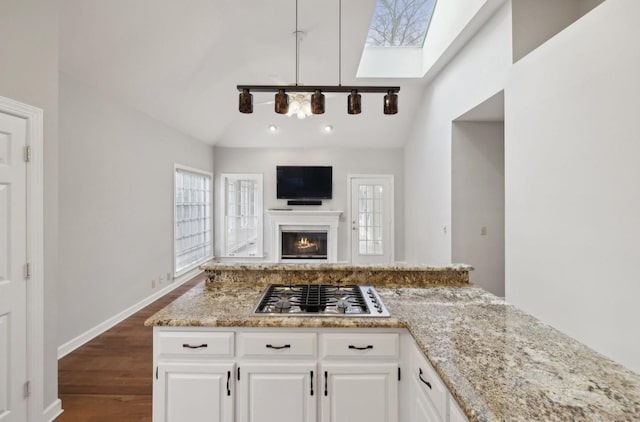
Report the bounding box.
[0,111,28,421]
[350,176,394,264]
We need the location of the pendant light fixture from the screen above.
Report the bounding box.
[275,89,289,114]
[311,89,325,114]
[348,90,361,114]
[239,88,253,114]
[237,0,399,116]
[384,90,398,115]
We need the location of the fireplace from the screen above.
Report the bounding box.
[266,210,342,263]
[281,231,328,259]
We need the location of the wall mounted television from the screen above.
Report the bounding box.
[276,166,332,200]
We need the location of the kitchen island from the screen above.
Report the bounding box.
[146,264,640,421]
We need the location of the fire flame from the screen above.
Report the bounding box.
[296,237,318,251]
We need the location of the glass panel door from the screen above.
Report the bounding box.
[350,176,393,264]
[221,174,263,257]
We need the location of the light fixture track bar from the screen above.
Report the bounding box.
[237,85,400,94]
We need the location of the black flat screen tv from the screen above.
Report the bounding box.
[277,166,332,200]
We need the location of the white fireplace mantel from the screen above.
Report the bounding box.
[266,209,343,262]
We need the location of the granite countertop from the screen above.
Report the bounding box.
[200,262,473,272]
[145,283,640,421]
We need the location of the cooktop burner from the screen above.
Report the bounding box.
[253,284,390,317]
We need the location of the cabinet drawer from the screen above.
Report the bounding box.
[157,331,234,357]
[237,332,316,358]
[320,333,399,359]
[412,344,447,420]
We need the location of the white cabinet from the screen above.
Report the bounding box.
[404,336,469,422]
[236,331,318,422]
[412,374,443,421]
[409,341,448,421]
[321,363,398,422]
[153,329,235,422]
[237,363,317,422]
[156,361,234,422]
[153,327,473,422]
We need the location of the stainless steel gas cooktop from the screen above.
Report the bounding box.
[253,284,390,317]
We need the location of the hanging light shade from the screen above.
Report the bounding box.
[239,89,253,114]
[275,89,289,114]
[347,90,361,115]
[311,90,325,114]
[384,90,398,115]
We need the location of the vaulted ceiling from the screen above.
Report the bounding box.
[59,0,490,148]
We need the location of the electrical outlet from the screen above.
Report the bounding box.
[480,226,488,236]
[151,279,156,288]
[166,272,172,283]
[159,275,164,285]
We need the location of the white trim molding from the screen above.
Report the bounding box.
[0,96,45,422]
[57,266,205,359]
[43,399,63,421]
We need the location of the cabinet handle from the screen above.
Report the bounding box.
[418,368,432,389]
[348,345,373,350]
[182,343,208,349]
[310,371,314,396]
[265,344,291,350]
[226,371,231,396]
[324,371,328,396]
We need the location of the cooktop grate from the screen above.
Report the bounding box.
[253,284,389,317]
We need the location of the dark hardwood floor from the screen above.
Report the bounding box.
[57,274,205,421]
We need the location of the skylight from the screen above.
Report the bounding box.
[365,0,437,48]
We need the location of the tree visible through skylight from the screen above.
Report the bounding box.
[366,0,437,47]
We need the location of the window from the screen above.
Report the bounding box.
[358,184,385,255]
[221,174,263,257]
[174,165,212,275]
[365,0,437,48]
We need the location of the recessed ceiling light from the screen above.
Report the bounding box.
[323,124,334,134]
[267,124,278,133]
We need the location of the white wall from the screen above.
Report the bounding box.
[58,74,215,347]
[506,0,640,373]
[0,0,60,410]
[404,2,512,264]
[512,0,606,62]
[214,147,404,262]
[452,122,505,296]
[512,0,582,62]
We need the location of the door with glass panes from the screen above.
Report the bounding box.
[350,176,393,264]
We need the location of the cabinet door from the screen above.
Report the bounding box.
[155,362,234,422]
[449,397,469,422]
[321,363,398,422]
[411,377,444,422]
[238,362,317,422]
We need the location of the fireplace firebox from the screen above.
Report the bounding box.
[281,231,328,260]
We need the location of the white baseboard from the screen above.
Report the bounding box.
[57,267,203,359]
[44,398,63,421]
